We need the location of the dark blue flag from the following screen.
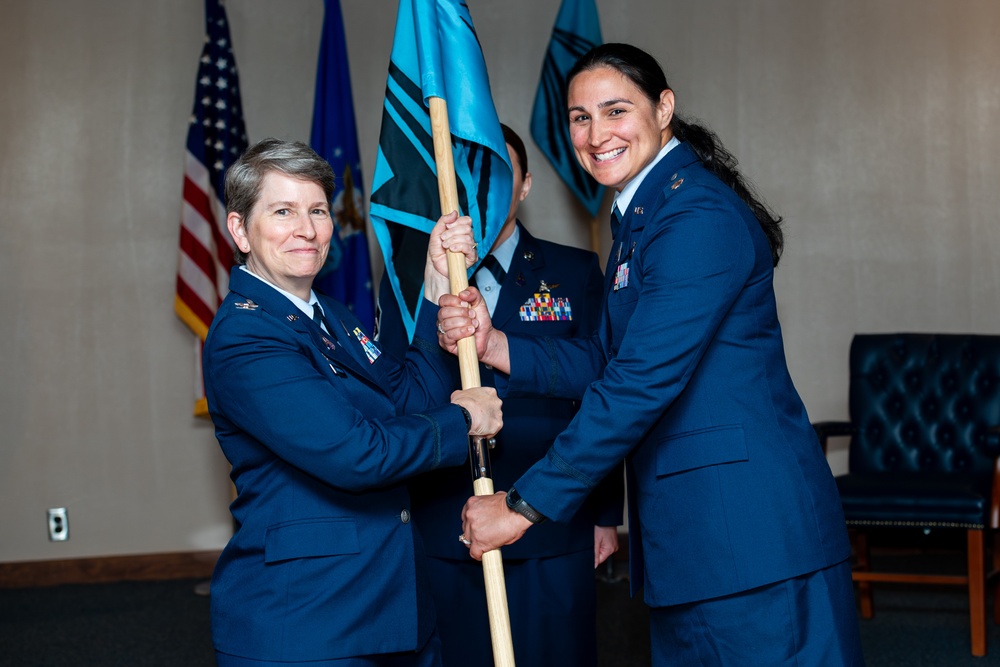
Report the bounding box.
[310,0,376,332]
[530,0,605,217]
[370,0,512,342]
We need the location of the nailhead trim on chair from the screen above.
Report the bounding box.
[845,519,983,530]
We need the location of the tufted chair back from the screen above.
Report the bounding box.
[849,334,1000,478]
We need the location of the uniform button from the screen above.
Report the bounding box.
[400,509,411,524]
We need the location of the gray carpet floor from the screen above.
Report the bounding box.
[0,564,996,666]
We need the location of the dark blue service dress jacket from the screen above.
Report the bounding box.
[500,143,851,608]
[377,222,622,560]
[203,267,470,664]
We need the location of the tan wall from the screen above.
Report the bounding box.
[1,0,998,563]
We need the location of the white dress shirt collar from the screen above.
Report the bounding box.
[239,265,321,323]
[612,136,680,219]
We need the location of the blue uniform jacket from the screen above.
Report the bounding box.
[204,268,470,663]
[501,143,851,607]
[377,223,623,560]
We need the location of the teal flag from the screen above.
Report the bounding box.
[310,0,376,331]
[370,0,512,341]
[530,0,605,217]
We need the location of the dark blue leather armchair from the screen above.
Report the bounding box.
[814,333,1000,657]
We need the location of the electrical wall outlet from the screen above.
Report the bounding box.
[47,507,69,542]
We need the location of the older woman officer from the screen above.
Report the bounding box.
[204,138,500,667]
[440,45,864,666]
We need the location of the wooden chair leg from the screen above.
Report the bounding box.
[968,529,986,657]
[993,530,1000,626]
[853,529,874,619]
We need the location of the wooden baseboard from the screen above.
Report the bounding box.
[0,550,221,589]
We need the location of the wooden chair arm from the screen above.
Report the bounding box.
[812,421,855,455]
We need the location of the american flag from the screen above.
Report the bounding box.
[174,0,248,416]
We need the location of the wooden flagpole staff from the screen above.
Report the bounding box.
[428,96,516,667]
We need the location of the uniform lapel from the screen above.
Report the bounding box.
[600,142,701,352]
[313,296,385,387]
[228,270,385,392]
[491,223,544,329]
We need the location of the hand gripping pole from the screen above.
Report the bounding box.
[429,96,515,667]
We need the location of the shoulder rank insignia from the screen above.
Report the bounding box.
[633,206,644,215]
[353,327,381,364]
[234,299,258,310]
[286,314,299,322]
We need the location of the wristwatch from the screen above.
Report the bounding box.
[505,488,547,524]
[458,406,473,433]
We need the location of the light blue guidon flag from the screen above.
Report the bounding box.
[370,0,513,342]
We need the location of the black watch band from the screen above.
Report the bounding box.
[458,406,473,433]
[505,488,547,524]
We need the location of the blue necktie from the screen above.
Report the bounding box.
[610,206,623,239]
[312,302,329,333]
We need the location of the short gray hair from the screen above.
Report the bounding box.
[225,138,336,264]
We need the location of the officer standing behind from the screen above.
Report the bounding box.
[376,124,623,667]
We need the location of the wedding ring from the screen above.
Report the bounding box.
[458,534,472,546]
[437,322,446,335]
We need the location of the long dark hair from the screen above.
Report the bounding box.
[568,44,784,266]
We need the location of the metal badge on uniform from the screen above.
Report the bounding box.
[633,206,644,215]
[286,314,299,322]
[671,178,684,190]
[519,281,572,321]
[234,299,258,310]
[613,262,630,291]
[320,352,347,377]
[353,327,381,364]
[321,336,337,351]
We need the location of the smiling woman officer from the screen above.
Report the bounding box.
[203,138,502,667]
[439,44,865,666]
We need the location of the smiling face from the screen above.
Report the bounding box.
[227,170,333,300]
[567,66,675,192]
